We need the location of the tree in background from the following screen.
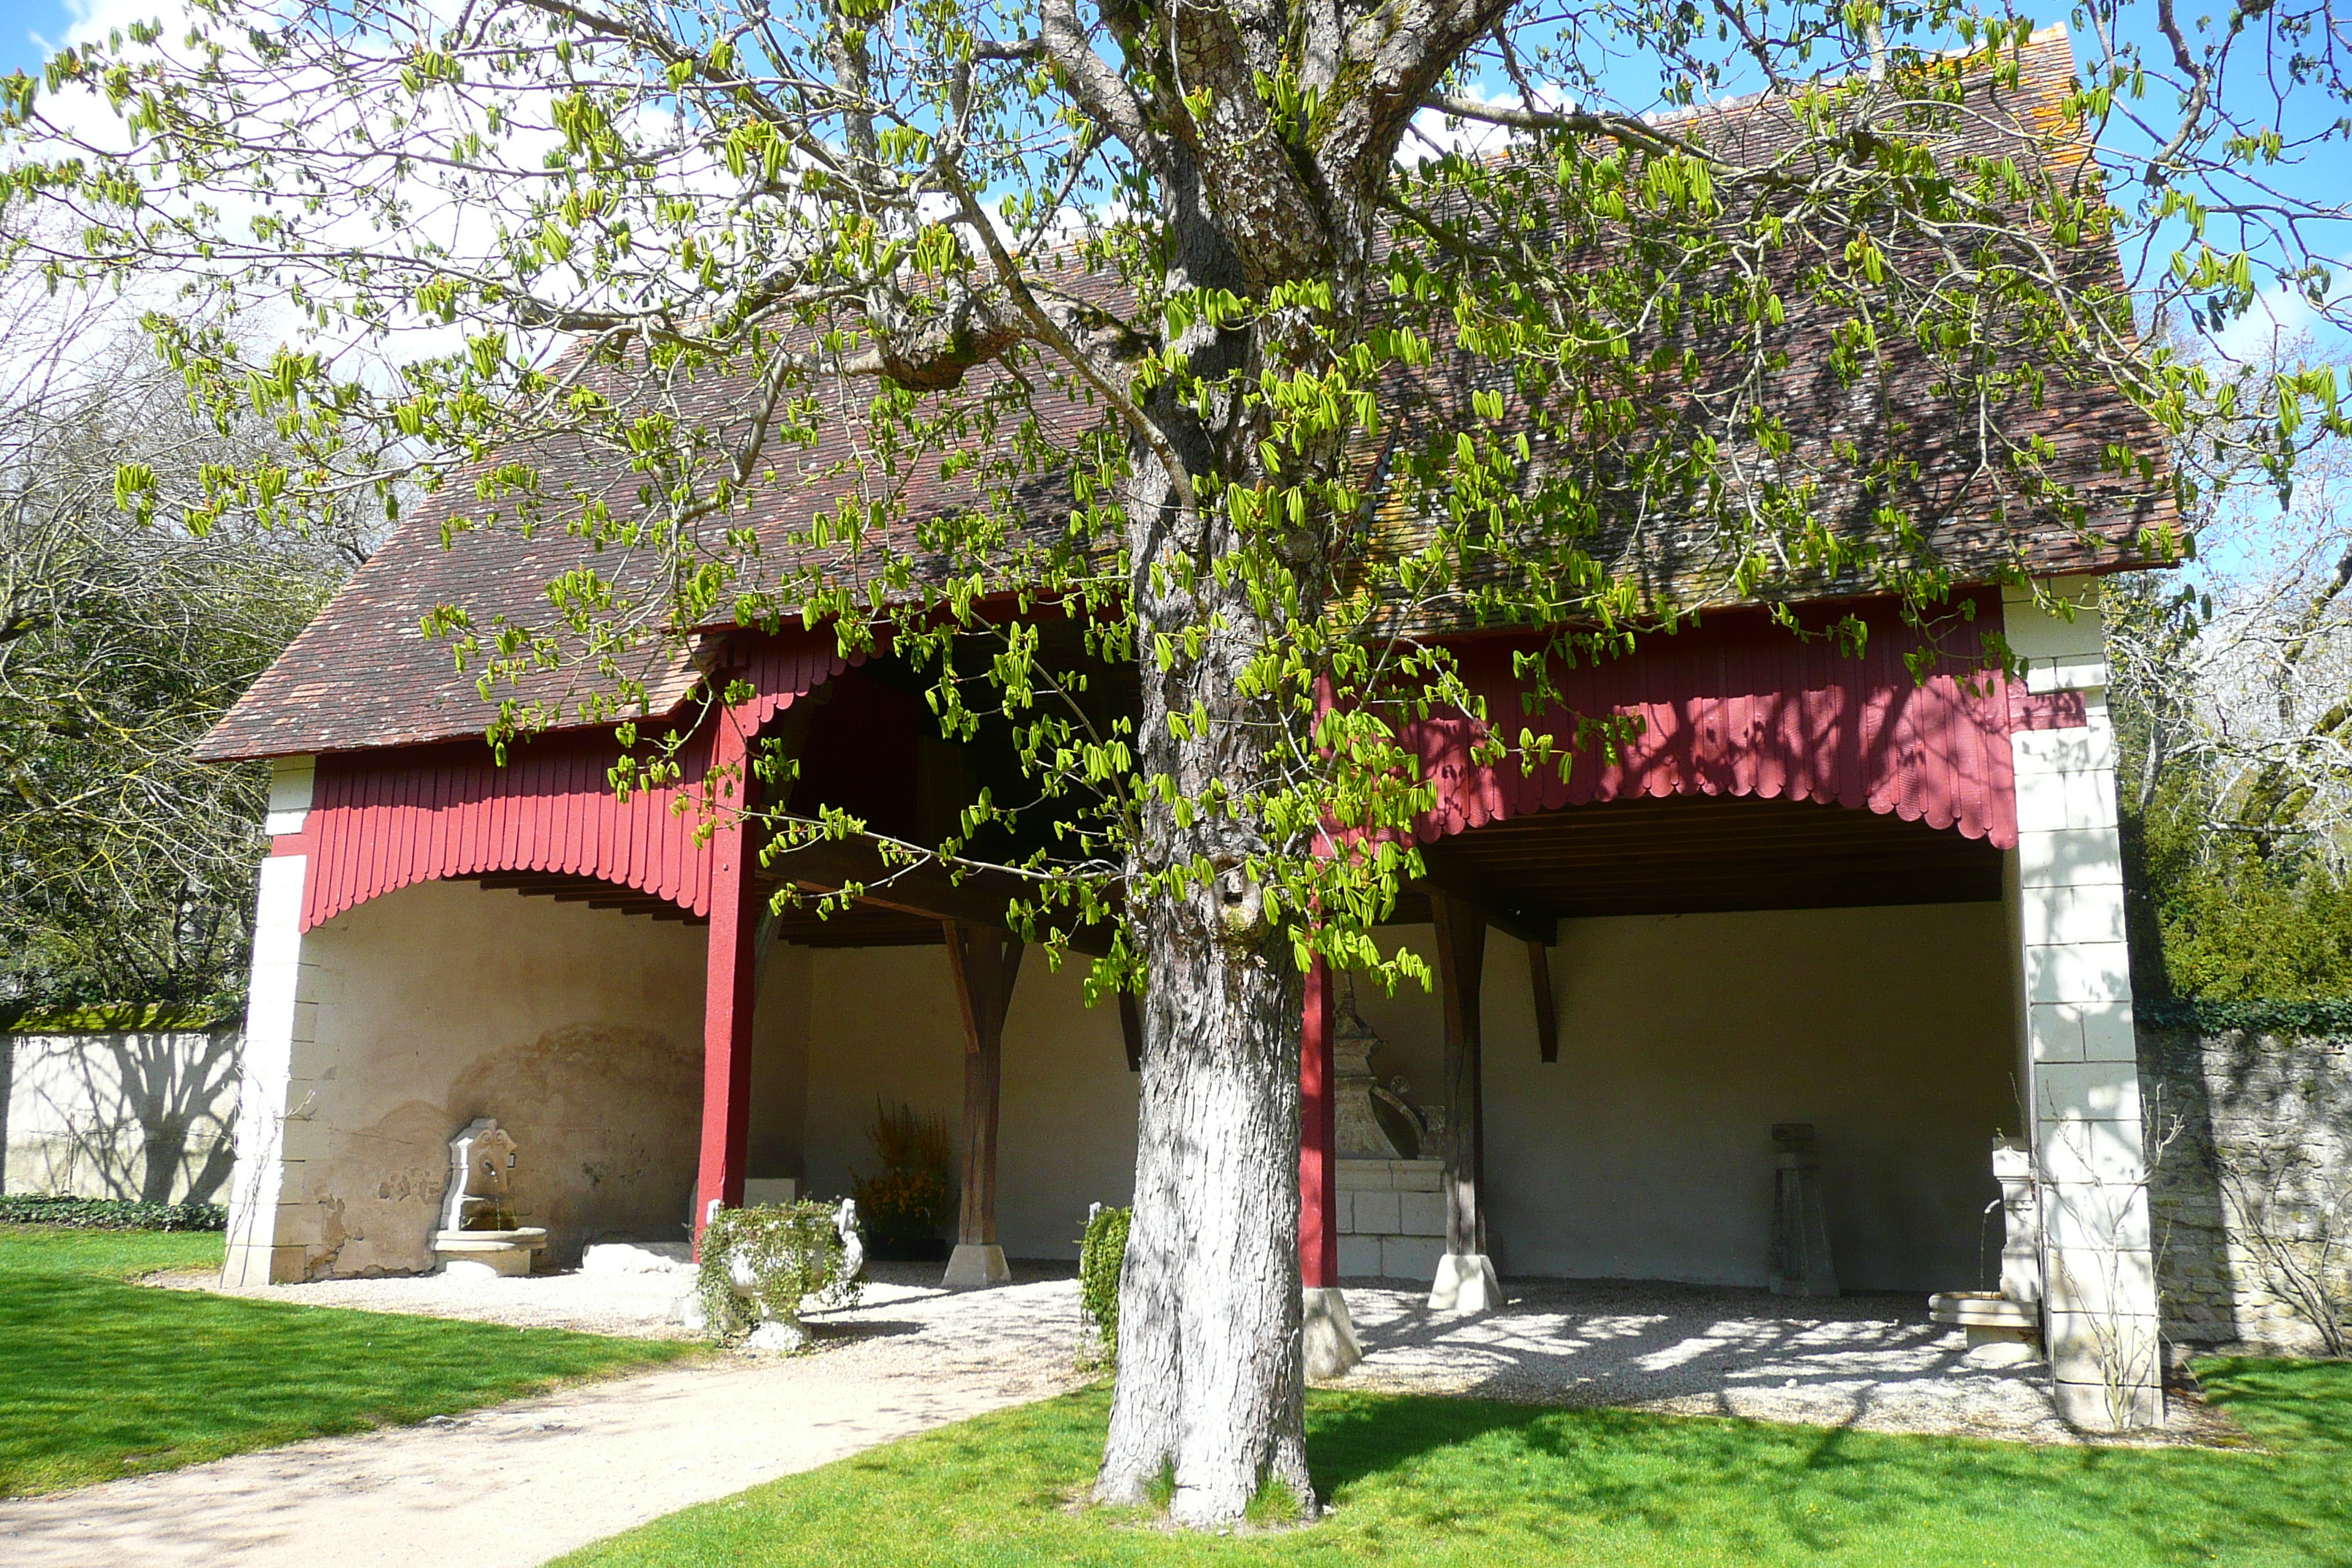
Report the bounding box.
[2110,383,2352,1000]
[9,0,2350,1520]
[0,248,371,1004]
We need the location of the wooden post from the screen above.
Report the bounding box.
[1430,889,1499,1311]
[943,919,1022,1288]
[1300,957,1362,1376]
[693,704,763,1256]
[1529,939,1558,1064]
[1300,960,1338,1290]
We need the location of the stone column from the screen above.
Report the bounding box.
[2003,578,2163,1429]
[222,756,323,1287]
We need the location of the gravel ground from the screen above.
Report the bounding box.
[161,1260,2220,1446]
[153,1255,1046,1340]
[1339,1278,2220,1445]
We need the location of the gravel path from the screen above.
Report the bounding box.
[0,1262,1089,1568]
[1339,1278,2215,1445]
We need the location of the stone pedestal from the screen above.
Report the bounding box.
[1335,1158,1447,1280]
[1303,1286,1363,1379]
[1429,1251,1501,1313]
[1768,1123,1839,1298]
[942,1241,1010,1289]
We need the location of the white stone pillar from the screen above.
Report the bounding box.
[2002,580,2163,1429]
[221,756,323,1287]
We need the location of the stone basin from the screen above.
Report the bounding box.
[1929,1290,2042,1366]
[433,1226,549,1279]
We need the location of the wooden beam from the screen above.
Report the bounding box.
[1300,960,1339,1290]
[944,920,1023,1253]
[1413,847,1556,947]
[1431,889,1488,1260]
[1529,939,1558,1065]
[694,704,764,1252]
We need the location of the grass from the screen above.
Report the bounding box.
[557,1363,2352,1567]
[0,1223,697,1497]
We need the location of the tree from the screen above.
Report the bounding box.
[2109,407,2352,999]
[0,235,371,1004]
[8,0,2348,1522]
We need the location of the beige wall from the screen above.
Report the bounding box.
[4,1029,240,1203]
[770,945,1137,1259]
[293,881,2006,1291]
[290,880,708,1275]
[1353,904,2016,1292]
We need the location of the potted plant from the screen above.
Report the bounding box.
[851,1100,954,1261]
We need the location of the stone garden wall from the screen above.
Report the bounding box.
[2141,1025,2352,1356]
[1,1024,241,1204]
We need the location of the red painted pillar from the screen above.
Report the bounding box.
[693,707,761,1254]
[1300,957,1339,1289]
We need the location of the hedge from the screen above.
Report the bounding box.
[0,1001,238,1034]
[0,1195,228,1231]
[2137,997,2352,1036]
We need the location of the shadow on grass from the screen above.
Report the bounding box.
[563,1371,2352,1567]
[1302,1382,2350,1567]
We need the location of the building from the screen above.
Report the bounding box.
[195,29,2173,1427]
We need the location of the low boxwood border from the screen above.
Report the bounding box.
[0,1195,227,1231]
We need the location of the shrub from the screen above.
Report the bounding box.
[1080,1204,1131,1364]
[0,1195,226,1231]
[696,1201,860,1344]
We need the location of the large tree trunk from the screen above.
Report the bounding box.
[1100,903,1309,1521]
[1094,151,1319,1523]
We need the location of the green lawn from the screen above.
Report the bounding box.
[0,1224,696,1497]
[559,1365,2352,1567]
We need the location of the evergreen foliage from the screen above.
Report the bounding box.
[1079,1203,1131,1365]
[0,1195,225,1231]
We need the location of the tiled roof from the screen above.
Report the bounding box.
[199,26,2168,762]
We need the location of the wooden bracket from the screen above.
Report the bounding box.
[1529,940,1558,1064]
[1116,991,1142,1073]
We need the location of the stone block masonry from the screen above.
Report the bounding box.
[2141,1028,2352,1357]
[1337,1158,1447,1280]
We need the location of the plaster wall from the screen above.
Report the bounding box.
[2,1029,240,1202]
[1341,902,2016,1292]
[284,880,708,1275]
[789,945,1137,1258]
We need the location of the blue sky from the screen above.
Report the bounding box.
[0,1,70,78]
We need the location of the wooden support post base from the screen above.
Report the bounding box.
[1303,1286,1363,1379]
[1428,1253,1501,1314]
[942,1242,1011,1290]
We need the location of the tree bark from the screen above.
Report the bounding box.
[1095,145,1316,1523]
[1082,0,1513,1520]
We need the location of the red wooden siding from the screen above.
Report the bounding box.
[290,636,849,931]
[1402,596,2081,850]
